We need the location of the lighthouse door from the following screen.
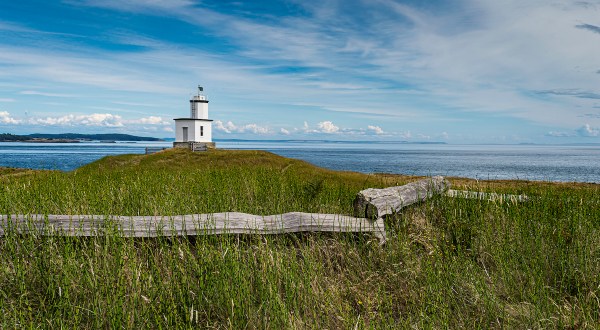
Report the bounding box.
[182,127,189,142]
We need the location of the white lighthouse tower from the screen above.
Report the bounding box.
[173,86,216,150]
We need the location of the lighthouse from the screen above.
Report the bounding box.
[173,86,216,150]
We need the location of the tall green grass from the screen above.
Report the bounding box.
[0,148,599,328]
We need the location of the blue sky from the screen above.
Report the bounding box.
[1,0,600,143]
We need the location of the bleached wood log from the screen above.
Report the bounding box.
[0,212,386,243]
[445,189,529,203]
[353,176,451,218]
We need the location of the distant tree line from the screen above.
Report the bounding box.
[27,133,162,141]
[0,133,163,142]
[0,133,27,141]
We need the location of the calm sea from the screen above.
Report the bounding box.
[1,141,599,183]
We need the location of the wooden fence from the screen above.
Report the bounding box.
[0,212,386,243]
[0,177,529,244]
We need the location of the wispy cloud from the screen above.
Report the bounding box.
[536,89,600,99]
[3,1,600,141]
[575,23,600,34]
[0,19,84,38]
[20,90,76,98]
[71,0,195,12]
[580,113,600,118]
[0,46,184,95]
[71,0,600,129]
[0,21,31,32]
[112,101,162,107]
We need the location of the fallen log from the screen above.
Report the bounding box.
[353,176,451,219]
[445,189,529,203]
[0,212,386,243]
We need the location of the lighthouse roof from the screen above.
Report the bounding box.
[173,118,213,121]
[191,95,208,101]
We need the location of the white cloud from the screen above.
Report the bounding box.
[22,113,173,128]
[546,131,575,137]
[214,120,270,134]
[244,124,270,134]
[299,121,411,138]
[280,128,290,135]
[214,120,235,134]
[0,98,15,102]
[30,113,124,127]
[398,131,412,139]
[129,116,169,125]
[0,111,21,124]
[577,124,599,137]
[316,121,339,133]
[546,124,600,138]
[367,125,384,135]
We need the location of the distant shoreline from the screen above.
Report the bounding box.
[22,138,81,143]
[0,133,163,142]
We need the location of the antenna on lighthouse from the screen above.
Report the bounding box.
[198,85,203,95]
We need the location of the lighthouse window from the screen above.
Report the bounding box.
[201,126,204,136]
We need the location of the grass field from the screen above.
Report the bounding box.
[0,148,599,328]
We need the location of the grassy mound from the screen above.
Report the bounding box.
[1,148,416,216]
[0,149,599,328]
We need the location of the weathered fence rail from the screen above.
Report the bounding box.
[0,176,529,245]
[0,212,386,243]
[354,176,451,218]
[445,189,530,202]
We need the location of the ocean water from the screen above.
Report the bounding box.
[1,141,599,183]
[0,142,169,171]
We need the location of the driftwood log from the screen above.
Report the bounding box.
[354,176,451,218]
[445,189,529,203]
[0,212,386,243]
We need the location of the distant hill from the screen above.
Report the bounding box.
[25,133,163,141]
[1,133,163,142]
